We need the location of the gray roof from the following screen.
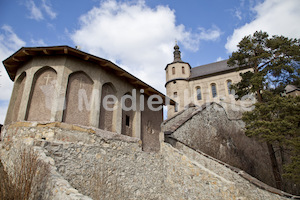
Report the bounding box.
[285,85,300,93]
[189,60,241,80]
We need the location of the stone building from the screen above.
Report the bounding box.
[285,84,300,97]
[165,44,252,118]
[2,45,299,199]
[3,46,172,152]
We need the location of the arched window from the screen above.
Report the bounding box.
[174,103,178,112]
[211,83,217,98]
[227,80,232,94]
[172,67,175,75]
[182,66,185,74]
[173,92,177,98]
[196,87,202,100]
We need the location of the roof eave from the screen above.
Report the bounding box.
[2,46,175,105]
[165,61,191,70]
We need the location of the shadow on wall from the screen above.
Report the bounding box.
[0,124,2,140]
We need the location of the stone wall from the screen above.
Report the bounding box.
[0,122,295,200]
[162,102,300,195]
[162,103,276,187]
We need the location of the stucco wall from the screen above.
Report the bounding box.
[0,122,294,200]
[4,55,163,151]
[165,66,253,119]
[188,69,250,105]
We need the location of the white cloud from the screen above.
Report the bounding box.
[26,0,44,21]
[0,25,26,124]
[25,0,57,21]
[216,57,223,62]
[198,25,222,41]
[42,0,57,19]
[234,9,242,20]
[226,0,300,53]
[71,0,221,93]
[30,38,46,46]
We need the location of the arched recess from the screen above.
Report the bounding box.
[26,67,57,121]
[121,92,135,136]
[63,71,93,126]
[99,82,117,131]
[6,72,26,123]
[141,95,162,152]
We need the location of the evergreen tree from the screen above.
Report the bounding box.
[227,31,300,189]
[242,93,300,184]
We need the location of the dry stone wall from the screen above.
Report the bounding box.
[0,122,293,200]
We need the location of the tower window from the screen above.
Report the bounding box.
[126,115,130,127]
[211,83,217,98]
[172,67,175,75]
[227,80,232,94]
[196,87,202,100]
[182,66,185,74]
[173,92,177,98]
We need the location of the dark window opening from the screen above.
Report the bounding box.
[126,115,130,127]
[174,92,177,98]
[211,83,217,98]
[174,103,178,112]
[182,66,185,74]
[196,87,202,100]
[172,67,175,75]
[227,80,232,94]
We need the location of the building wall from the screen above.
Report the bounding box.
[4,55,163,150]
[0,122,292,200]
[141,95,162,152]
[287,90,300,97]
[166,79,190,118]
[165,62,191,118]
[5,72,26,124]
[165,62,190,81]
[166,67,253,119]
[189,68,251,106]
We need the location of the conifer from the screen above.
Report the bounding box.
[228,31,300,189]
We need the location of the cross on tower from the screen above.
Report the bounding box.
[44,74,52,85]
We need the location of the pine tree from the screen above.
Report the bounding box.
[227,31,300,189]
[242,93,300,184]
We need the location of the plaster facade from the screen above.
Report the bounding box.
[165,44,253,118]
[3,46,167,152]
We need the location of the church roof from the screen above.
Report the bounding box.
[189,60,242,80]
[3,45,174,105]
[285,84,300,94]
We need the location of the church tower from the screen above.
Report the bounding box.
[165,43,191,118]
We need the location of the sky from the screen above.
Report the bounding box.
[0,0,300,123]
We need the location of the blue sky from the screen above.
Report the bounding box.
[0,0,300,123]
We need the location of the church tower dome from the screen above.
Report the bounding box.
[165,43,191,118]
[173,43,182,62]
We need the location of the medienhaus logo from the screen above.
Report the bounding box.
[40,82,256,112]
